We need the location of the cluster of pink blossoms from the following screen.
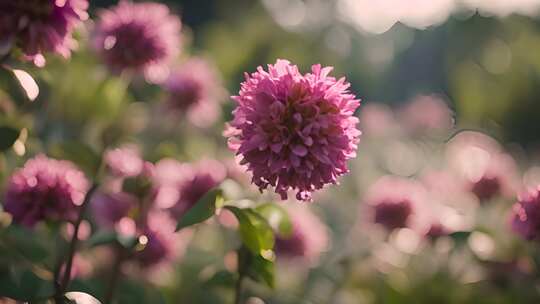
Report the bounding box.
[92,1,181,81]
[225,59,361,201]
[0,0,89,65]
[3,155,89,227]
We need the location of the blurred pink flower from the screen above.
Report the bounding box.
[0,0,88,66]
[135,210,191,268]
[92,1,181,81]
[163,58,224,128]
[104,146,144,178]
[60,254,93,281]
[358,103,396,137]
[275,205,329,264]
[364,176,429,232]
[91,191,137,228]
[168,159,226,220]
[446,131,519,201]
[510,187,540,241]
[225,59,361,201]
[3,154,89,227]
[398,95,454,134]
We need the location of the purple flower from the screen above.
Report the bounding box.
[92,1,181,81]
[225,59,361,201]
[104,146,144,178]
[365,176,428,232]
[0,0,88,66]
[275,205,329,263]
[163,58,224,128]
[511,187,540,241]
[91,191,137,228]
[167,159,226,220]
[3,154,89,227]
[135,211,190,268]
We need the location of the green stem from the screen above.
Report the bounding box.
[54,183,98,302]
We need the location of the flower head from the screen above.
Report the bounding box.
[365,176,428,232]
[92,1,181,80]
[163,58,224,127]
[0,0,88,66]
[3,154,89,227]
[511,187,540,241]
[275,205,329,263]
[225,59,361,201]
[104,146,144,178]
[167,159,226,220]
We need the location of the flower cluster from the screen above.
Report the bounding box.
[0,0,88,65]
[225,59,361,201]
[3,154,89,227]
[92,1,182,81]
[511,187,540,241]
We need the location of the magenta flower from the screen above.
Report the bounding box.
[167,159,226,220]
[3,154,89,227]
[0,0,88,66]
[163,58,224,127]
[275,205,329,263]
[135,211,190,268]
[92,1,181,81]
[398,95,454,134]
[511,187,540,241]
[225,59,361,201]
[91,191,137,228]
[104,146,144,178]
[365,176,428,232]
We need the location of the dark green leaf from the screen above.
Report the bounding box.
[86,230,138,250]
[0,126,19,151]
[176,188,224,231]
[0,268,23,299]
[247,253,275,288]
[2,225,50,262]
[204,270,236,288]
[19,270,54,301]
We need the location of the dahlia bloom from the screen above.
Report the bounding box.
[0,0,88,66]
[446,131,519,201]
[398,95,454,134]
[364,176,429,232]
[104,146,144,178]
[163,58,224,127]
[275,205,329,263]
[225,59,361,201]
[3,154,89,227]
[167,159,226,220]
[91,191,137,228]
[510,187,540,241]
[135,211,190,268]
[92,1,181,81]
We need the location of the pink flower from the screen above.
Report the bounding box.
[358,102,396,137]
[3,155,89,227]
[446,131,519,201]
[167,159,226,220]
[163,58,224,127]
[92,1,181,81]
[275,205,329,264]
[0,0,88,66]
[225,59,361,201]
[364,176,428,232]
[135,211,190,268]
[510,187,540,241]
[91,191,137,228]
[104,146,144,178]
[398,95,454,134]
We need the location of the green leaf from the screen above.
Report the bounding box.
[204,270,236,288]
[49,141,101,177]
[0,126,19,152]
[247,253,275,288]
[224,206,274,255]
[1,225,50,262]
[176,188,224,231]
[19,270,54,301]
[255,203,293,237]
[0,268,23,299]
